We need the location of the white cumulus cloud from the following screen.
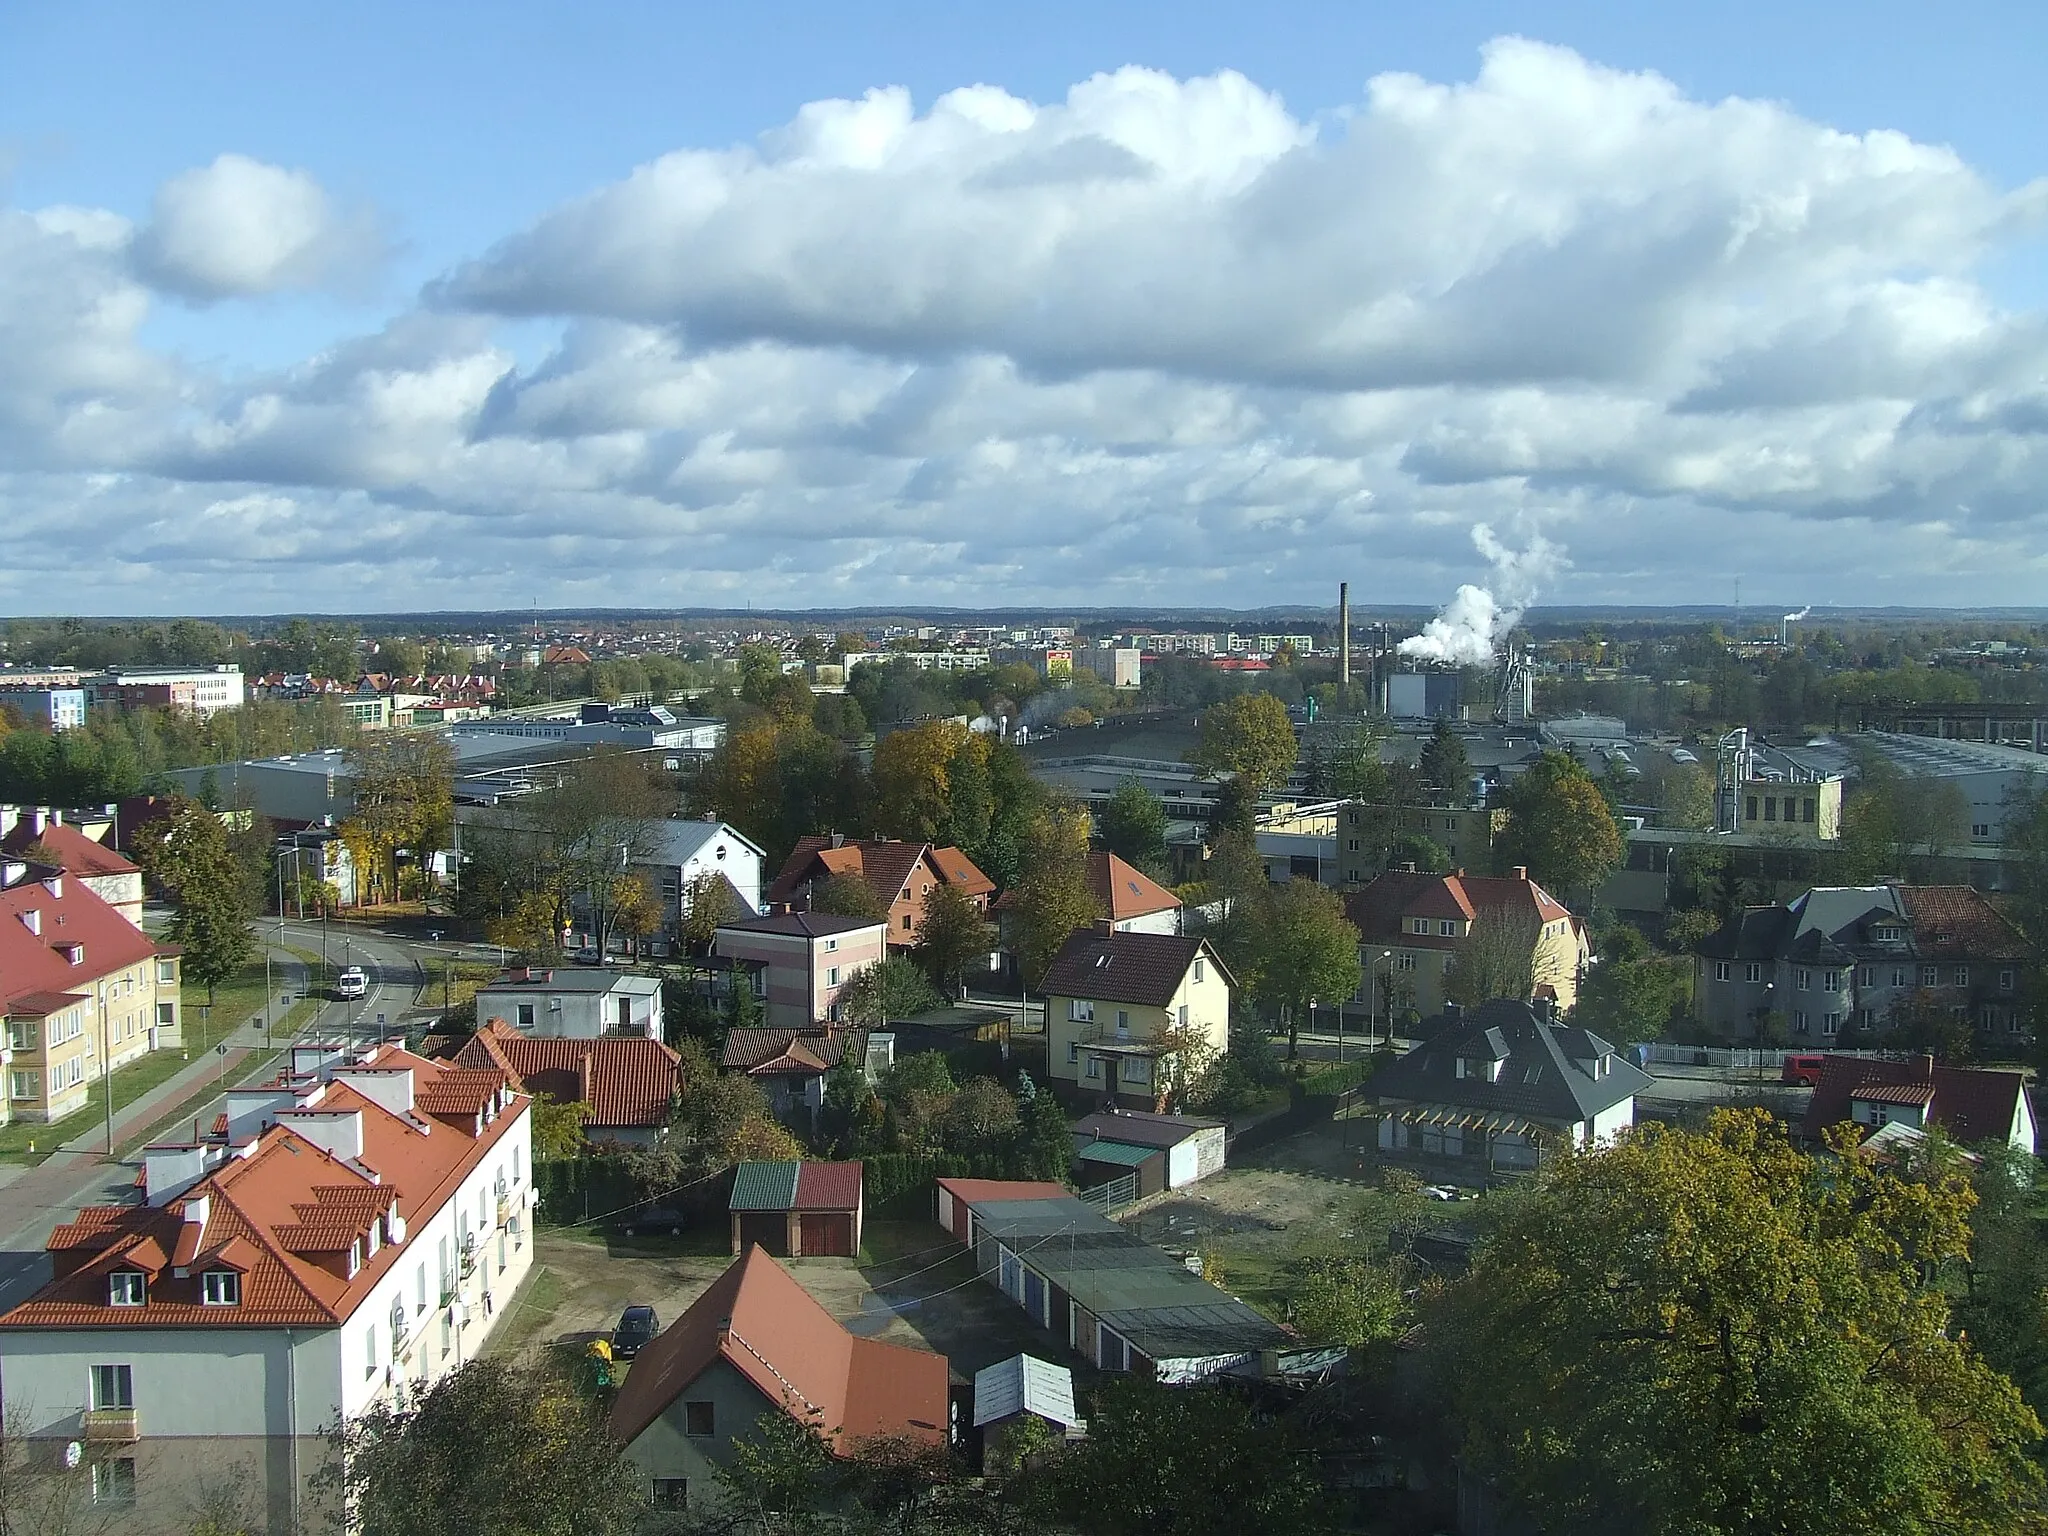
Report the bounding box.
[133,153,381,300]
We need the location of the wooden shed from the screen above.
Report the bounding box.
[729,1160,865,1257]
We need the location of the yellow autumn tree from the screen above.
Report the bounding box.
[871,719,984,843]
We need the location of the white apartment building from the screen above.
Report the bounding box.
[91,665,247,717]
[0,1041,534,1535]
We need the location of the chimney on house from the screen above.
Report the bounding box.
[1511,866,1529,881]
[1339,582,1351,690]
[1914,1053,1935,1081]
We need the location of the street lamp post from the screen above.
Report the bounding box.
[99,981,114,1154]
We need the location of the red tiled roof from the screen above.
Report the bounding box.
[0,863,165,1018]
[931,846,996,899]
[0,1044,526,1331]
[1803,1054,2028,1147]
[1897,887,2029,962]
[1851,1083,1937,1106]
[456,1020,680,1130]
[1087,852,1180,921]
[935,1177,1071,1207]
[721,1027,863,1075]
[794,1161,863,1211]
[610,1247,946,1452]
[8,989,90,1017]
[766,837,986,914]
[1344,868,1571,949]
[0,820,139,879]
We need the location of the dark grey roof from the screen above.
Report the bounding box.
[1696,886,1918,965]
[1041,930,1225,1009]
[1070,1109,1225,1150]
[967,1195,1290,1362]
[718,911,886,939]
[1372,1000,1652,1125]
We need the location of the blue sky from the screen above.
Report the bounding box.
[2,2,2045,615]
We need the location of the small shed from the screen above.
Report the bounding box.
[972,1353,1084,1466]
[1073,1136,1168,1198]
[729,1160,864,1257]
[1070,1109,1227,1192]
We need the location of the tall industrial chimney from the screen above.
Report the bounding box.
[1338,582,1351,690]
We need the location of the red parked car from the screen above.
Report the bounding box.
[1781,1054,1826,1087]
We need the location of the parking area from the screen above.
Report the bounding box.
[489,1219,1058,1386]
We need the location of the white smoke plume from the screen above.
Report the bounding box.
[1398,524,1566,667]
[1782,606,1811,623]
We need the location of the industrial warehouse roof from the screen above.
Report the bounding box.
[964,1192,1290,1364]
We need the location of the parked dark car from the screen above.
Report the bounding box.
[612,1305,659,1360]
[615,1202,689,1238]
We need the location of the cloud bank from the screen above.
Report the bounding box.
[3,39,2047,613]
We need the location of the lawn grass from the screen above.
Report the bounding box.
[482,1263,566,1362]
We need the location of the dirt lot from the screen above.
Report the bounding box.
[488,1219,1052,1386]
[1116,1109,1499,1324]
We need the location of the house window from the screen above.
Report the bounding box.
[1745,964,1763,984]
[685,1401,715,1437]
[2001,969,2016,992]
[1803,799,1817,823]
[516,1003,535,1027]
[108,1272,145,1307]
[1086,1059,1101,1080]
[201,1271,240,1306]
[825,938,837,952]
[1921,965,1939,988]
[1443,953,1455,974]
[1952,965,1968,987]
[1347,839,1361,852]
[1193,959,1204,983]
[1823,971,1840,991]
[1438,920,1456,937]
[91,1363,132,1410]
[92,1458,136,1507]
[9,1070,39,1100]
[1099,1325,1131,1372]
[366,1324,379,1379]
[1714,962,1730,983]
[826,967,839,986]
[1973,823,1991,838]
[157,959,176,984]
[1177,1004,1189,1028]
[1857,967,1874,988]
[1068,999,1093,1023]
[1892,967,1908,988]
[1066,1043,1079,1065]
[1822,1013,1840,1036]
[1796,969,1810,989]
[1396,953,1416,972]
[1792,1011,1809,1034]
[1763,798,1777,822]
[1115,1009,1130,1036]
[653,1480,688,1510]
[902,914,913,931]
[157,1002,175,1028]
[1745,795,1758,821]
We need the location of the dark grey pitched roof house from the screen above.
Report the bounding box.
[1371,999,1653,1169]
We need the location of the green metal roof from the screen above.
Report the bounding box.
[1073,1138,1160,1168]
[729,1160,801,1211]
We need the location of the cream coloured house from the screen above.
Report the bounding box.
[1043,926,1233,1110]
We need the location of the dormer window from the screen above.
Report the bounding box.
[1455,1057,1503,1082]
[202,1270,241,1306]
[20,909,40,936]
[348,1239,363,1278]
[109,1271,146,1306]
[61,943,84,966]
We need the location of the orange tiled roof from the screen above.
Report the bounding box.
[610,1247,946,1452]
[0,863,165,1018]
[457,1020,680,1130]
[0,1044,525,1331]
[0,820,139,879]
[1087,852,1180,921]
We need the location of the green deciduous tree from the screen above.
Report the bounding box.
[1036,1377,1329,1536]
[1427,1110,2044,1536]
[1010,806,1104,989]
[1098,777,1168,875]
[811,869,888,922]
[1246,878,1362,1059]
[913,880,997,997]
[1186,693,1297,797]
[326,1359,646,1536]
[133,795,254,1004]
[836,955,942,1027]
[1497,750,1624,903]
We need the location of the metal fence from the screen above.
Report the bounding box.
[1077,1174,1139,1217]
[1638,1043,1889,1070]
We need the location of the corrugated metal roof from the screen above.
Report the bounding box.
[1073,1139,1160,1168]
[973,1353,1080,1428]
[729,1161,801,1211]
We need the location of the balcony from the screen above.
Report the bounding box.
[82,1409,139,1443]
[1073,1019,1166,1055]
